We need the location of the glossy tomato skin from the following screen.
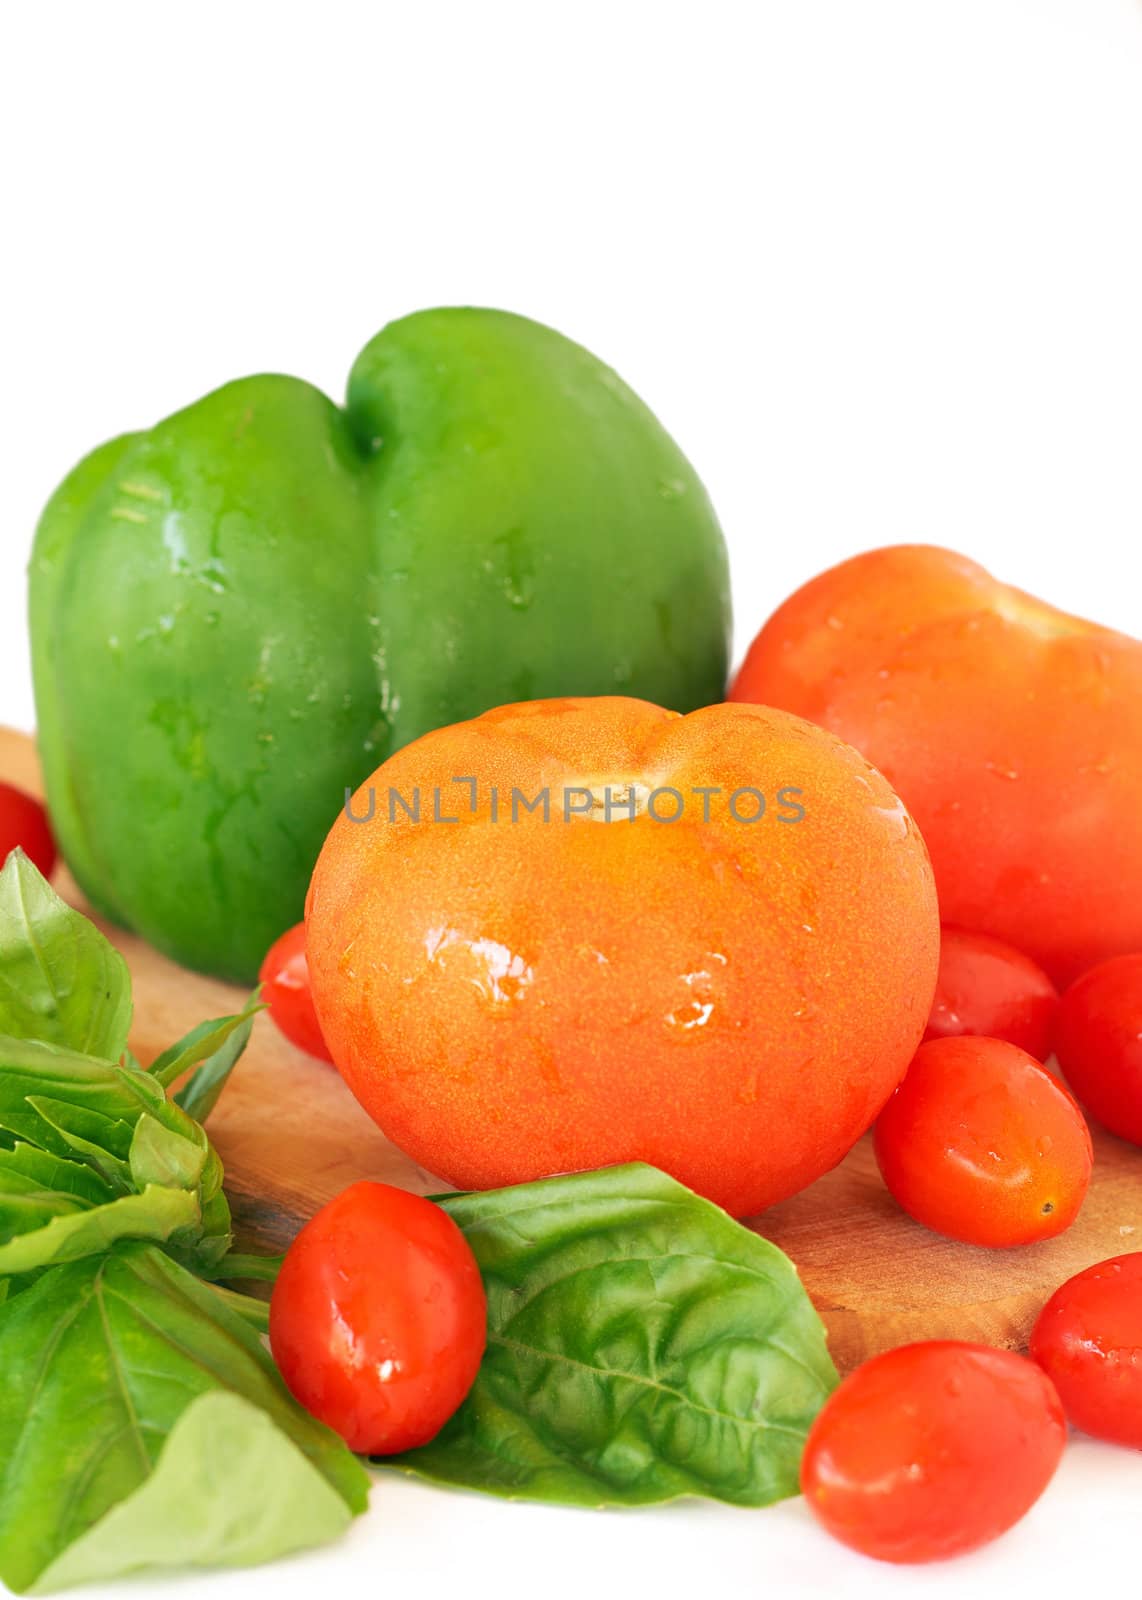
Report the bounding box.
[0,783,56,879]
[1031,1253,1142,1449]
[729,544,1142,985]
[874,1036,1092,1246]
[259,922,334,1062]
[802,1341,1066,1563]
[269,1181,486,1454]
[1053,954,1142,1145]
[925,927,1058,1059]
[307,697,939,1219]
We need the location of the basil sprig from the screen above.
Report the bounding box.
[0,852,368,1591]
[0,1245,368,1594]
[0,1026,252,1279]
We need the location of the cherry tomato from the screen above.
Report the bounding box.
[925,926,1058,1059]
[1031,1253,1142,1449]
[260,922,334,1062]
[269,1180,486,1454]
[1053,953,1142,1145]
[801,1341,1067,1563]
[0,782,56,880]
[874,1036,1092,1246]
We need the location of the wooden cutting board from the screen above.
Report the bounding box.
[5,727,1141,1372]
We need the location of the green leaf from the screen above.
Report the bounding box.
[207,1282,273,1333]
[0,1039,234,1278]
[188,1189,233,1272]
[174,1008,258,1121]
[149,994,262,1123]
[0,854,131,1061]
[386,1163,838,1508]
[0,1188,88,1244]
[128,1112,207,1191]
[24,1096,135,1163]
[0,1143,114,1208]
[0,871,364,1588]
[0,1143,112,1245]
[29,1392,355,1593]
[0,1185,199,1275]
[0,1244,370,1593]
[0,1035,164,1137]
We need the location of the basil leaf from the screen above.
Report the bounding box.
[0,854,131,1061]
[149,993,261,1112]
[0,1141,120,1254]
[210,1281,273,1332]
[128,1112,208,1190]
[23,1098,135,1176]
[387,1163,837,1508]
[0,1244,370,1594]
[0,1040,233,1276]
[0,1186,87,1243]
[29,1391,357,1594]
[0,1144,114,1208]
[0,1185,199,1275]
[0,1036,164,1145]
[173,999,261,1122]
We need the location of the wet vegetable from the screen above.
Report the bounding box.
[384,1163,837,1506]
[30,307,731,981]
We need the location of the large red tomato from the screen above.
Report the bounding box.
[732,546,1142,984]
[306,697,939,1216]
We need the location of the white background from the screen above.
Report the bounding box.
[4,1,1142,1596]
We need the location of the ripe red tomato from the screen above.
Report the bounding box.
[874,1036,1092,1246]
[925,926,1058,1059]
[269,1181,486,1454]
[1031,1253,1142,1449]
[0,782,56,880]
[259,922,334,1062]
[1053,953,1142,1145]
[801,1341,1067,1563]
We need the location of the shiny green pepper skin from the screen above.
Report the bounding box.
[30,308,731,982]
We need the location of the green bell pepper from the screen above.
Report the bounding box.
[30,307,731,982]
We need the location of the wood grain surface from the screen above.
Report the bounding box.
[5,726,1140,1371]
